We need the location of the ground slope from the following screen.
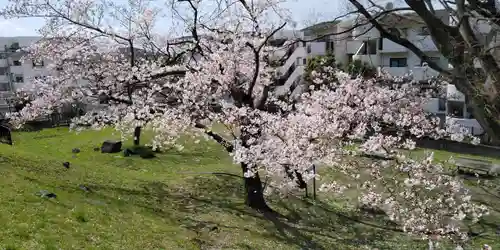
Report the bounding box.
[0,128,497,249]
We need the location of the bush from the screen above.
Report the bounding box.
[345,59,377,78]
[304,54,341,88]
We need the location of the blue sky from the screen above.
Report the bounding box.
[0,0,341,36]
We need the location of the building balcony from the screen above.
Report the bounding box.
[0,75,9,82]
[279,46,305,75]
[0,59,8,67]
[446,84,465,101]
[346,40,363,54]
[10,65,23,74]
[379,39,407,53]
[413,36,438,51]
[446,117,484,136]
[412,66,440,81]
[380,66,409,77]
[423,97,447,114]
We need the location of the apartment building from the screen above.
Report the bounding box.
[272,10,484,135]
[0,36,46,115]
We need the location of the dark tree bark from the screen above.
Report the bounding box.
[134,126,141,146]
[241,162,274,212]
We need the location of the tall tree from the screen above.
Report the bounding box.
[1,2,489,245]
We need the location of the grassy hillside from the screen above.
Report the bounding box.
[0,127,498,249]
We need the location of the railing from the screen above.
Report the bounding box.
[280,46,305,76]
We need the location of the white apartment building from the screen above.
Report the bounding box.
[272,10,485,135]
[0,36,47,115]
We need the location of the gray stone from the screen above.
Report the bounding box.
[36,190,57,198]
[100,140,122,153]
[123,148,133,157]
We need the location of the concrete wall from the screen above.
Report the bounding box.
[416,138,500,159]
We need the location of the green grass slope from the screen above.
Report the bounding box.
[0,127,498,249]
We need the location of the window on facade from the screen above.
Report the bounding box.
[378,37,383,50]
[0,82,10,91]
[15,75,23,83]
[303,58,307,65]
[367,39,377,54]
[447,101,464,118]
[418,27,430,36]
[466,105,474,119]
[9,42,20,52]
[325,41,334,52]
[34,76,47,81]
[0,67,8,75]
[12,60,21,66]
[438,98,446,111]
[307,45,311,53]
[389,58,408,67]
[0,53,6,59]
[32,60,44,67]
[302,41,306,47]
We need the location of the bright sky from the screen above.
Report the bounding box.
[0,0,341,37]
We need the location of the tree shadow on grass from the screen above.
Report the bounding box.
[465,178,500,241]
[53,174,434,249]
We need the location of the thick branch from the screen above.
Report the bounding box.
[194,123,234,152]
[348,0,451,75]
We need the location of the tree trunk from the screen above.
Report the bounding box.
[241,163,273,212]
[133,126,141,146]
[453,78,500,145]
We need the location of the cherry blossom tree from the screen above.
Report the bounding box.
[0,0,489,246]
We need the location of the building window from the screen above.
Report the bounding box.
[447,100,464,118]
[32,60,44,67]
[302,41,306,47]
[367,39,377,54]
[9,42,20,52]
[15,75,23,83]
[34,75,47,81]
[438,98,446,111]
[389,58,408,67]
[0,53,6,59]
[466,105,474,119]
[418,27,430,36]
[307,45,311,53]
[326,41,334,52]
[12,60,21,66]
[378,37,383,50]
[303,58,307,65]
[0,67,8,75]
[0,82,10,91]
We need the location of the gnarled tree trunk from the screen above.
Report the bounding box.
[134,126,141,146]
[453,77,500,145]
[241,163,273,212]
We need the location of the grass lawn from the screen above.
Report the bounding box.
[0,127,498,249]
